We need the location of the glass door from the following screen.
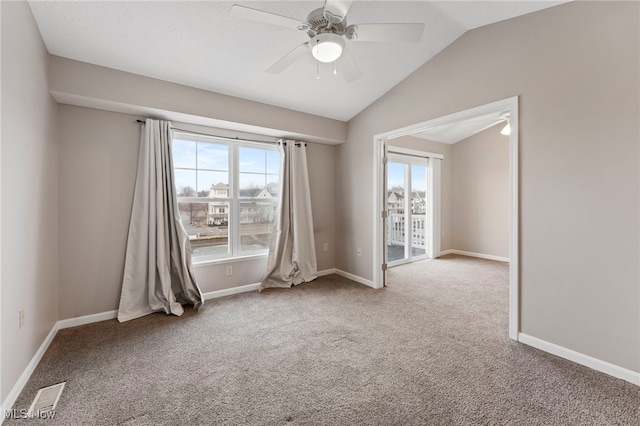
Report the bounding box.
[410,164,427,260]
[386,153,428,266]
[386,161,407,263]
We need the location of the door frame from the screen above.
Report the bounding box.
[372,96,520,340]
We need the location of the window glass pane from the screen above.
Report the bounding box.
[266,175,279,196]
[240,201,277,255]
[180,202,229,258]
[387,162,405,195]
[387,162,406,263]
[411,165,426,192]
[172,139,196,169]
[266,150,280,175]
[197,143,228,171]
[239,147,267,173]
[410,165,427,256]
[197,170,229,197]
[411,165,426,214]
[239,173,267,193]
[175,169,196,197]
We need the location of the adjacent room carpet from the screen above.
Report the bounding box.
[6,255,638,425]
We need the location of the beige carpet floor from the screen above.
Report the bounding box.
[6,255,639,425]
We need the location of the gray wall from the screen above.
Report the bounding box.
[452,124,509,257]
[1,2,59,403]
[57,106,139,319]
[57,105,336,319]
[337,1,639,372]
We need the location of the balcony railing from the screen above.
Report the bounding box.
[387,213,426,248]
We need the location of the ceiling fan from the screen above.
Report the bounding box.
[229,1,425,82]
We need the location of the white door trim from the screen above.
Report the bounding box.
[388,146,444,160]
[372,96,520,341]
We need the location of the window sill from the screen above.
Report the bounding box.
[192,253,268,268]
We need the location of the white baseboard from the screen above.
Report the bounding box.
[202,283,260,300]
[201,270,338,300]
[440,249,509,263]
[518,333,640,386]
[57,310,117,330]
[318,268,375,288]
[317,268,337,277]
[335,269,375,288]
[1,323,59,422]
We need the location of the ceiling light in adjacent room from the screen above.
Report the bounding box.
[500,112,511,135]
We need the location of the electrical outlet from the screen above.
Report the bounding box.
[323,243,329,251]
[226,265,233,276]
[357,248,362,256]
[19,309,25,329]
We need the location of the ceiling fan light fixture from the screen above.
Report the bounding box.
[310,33,344,63]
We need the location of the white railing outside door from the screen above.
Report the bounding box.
[387,213,426,248]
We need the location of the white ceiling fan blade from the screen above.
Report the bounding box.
[229,4,307,30]
[349,23,425,43]
[266,43,310,74]
[336,48,361,83]
[323,0,353,24]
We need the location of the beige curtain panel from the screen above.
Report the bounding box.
[118,119,203,322]
[261,141,318,290]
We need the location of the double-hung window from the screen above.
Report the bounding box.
[171,131,280,263]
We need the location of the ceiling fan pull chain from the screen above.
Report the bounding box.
[333,61,337,75]
[316,58,320,80]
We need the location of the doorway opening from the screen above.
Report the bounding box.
[373,96,519,340]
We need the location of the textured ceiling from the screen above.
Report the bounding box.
[29,1,566,121]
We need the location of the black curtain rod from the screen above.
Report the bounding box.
[136,119,307,146]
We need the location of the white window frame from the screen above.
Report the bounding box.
[173,131,279,265]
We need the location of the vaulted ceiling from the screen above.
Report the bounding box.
[29,1,565,122]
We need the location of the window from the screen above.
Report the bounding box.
[172,132,280,262]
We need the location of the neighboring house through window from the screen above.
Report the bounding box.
[172,132,280,262]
